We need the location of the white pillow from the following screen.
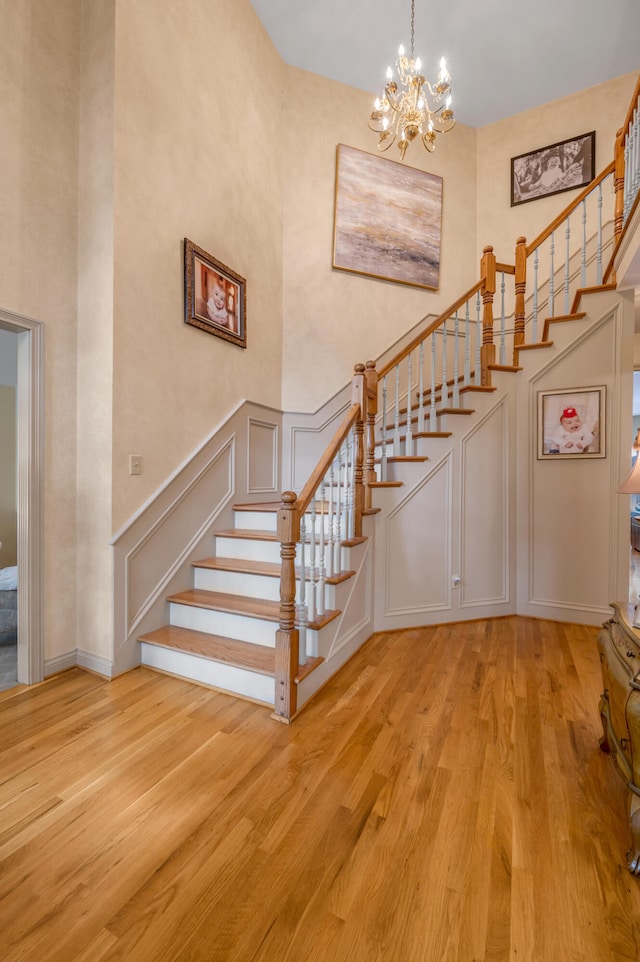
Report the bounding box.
[0,566,18,590]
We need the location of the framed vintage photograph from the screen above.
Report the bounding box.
[184,238,246,348]
[333,144,443,290]
[511,131,595,206]
[537,386,605,460]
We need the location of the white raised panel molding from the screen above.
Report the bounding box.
[384,455,452,615]
[460,398,509,607]
[0,308,44,685]
[125,438,234,630]
[522,298,631,622]
[247,418,278,494]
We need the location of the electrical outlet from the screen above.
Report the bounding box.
[129,455,142,476]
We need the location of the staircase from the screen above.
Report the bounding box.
[139,501,361,714]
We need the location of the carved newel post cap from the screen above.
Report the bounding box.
[365,359,376,370]
[280,491,297,505]
[517,236,526,245]
[483,245,494,254]
[354,363,365,374]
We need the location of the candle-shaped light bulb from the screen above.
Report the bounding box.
[398,44,405,56]
[446,95,452,108]
[415,57,421,70]
[386,66,393,80]
[375,97,381,110]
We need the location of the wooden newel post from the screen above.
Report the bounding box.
[364,360,378,511]
[273,491,300,722]
[352,363,366,538]
[613,126,625,284]
[480,245,496,387]
[513,236,527,352]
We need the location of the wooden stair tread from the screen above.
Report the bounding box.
[369,480,403,488]
[545,312,586,323]
[460,385,496,393]
[193,556,355,586]
[214,528,279,542]
[386,456,428,463]
[515,340,553,351]
[488,363,522,372]
[167,588,340,630]
[195,556,281,577]
[168,588,281,620]
[233,502,280,512]
[138,625,275,675]
[437,407,475,415]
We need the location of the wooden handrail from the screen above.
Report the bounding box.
[604,186,640,284]
[620,72,640,143]
[495,262,516,275]
[526,161,615,256]
[296,402,361,517]
[377,279,484,379]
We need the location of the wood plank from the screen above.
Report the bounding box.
[167,588,281,620]
[1,619,640,960]
[138,625,276,675]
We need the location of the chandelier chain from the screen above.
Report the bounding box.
[410,0,415,59]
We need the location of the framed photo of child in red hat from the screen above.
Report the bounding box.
[537,386,605,459]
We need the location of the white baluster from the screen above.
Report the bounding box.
[441,321,448,408]
[581,199,587,289]
[406,351,413,455]
[347,433,355,540]
[393,365,401,456]
[564,214,570,314]
[549,231,555,318]
[325,465,335,578]
[381,375,388,482]
[429,335,437,431]
[624,138,631,220]
[452,311,460,407]
[418,341,425,433]
[333,448,342,576]
[475,292,481,380]
[297,516,308,663]
[499,273,506,366]
[317,481,326,616]
[307,504,316,624]
[532,249,539,343]
[596,182,603,285]
[463,300,471,386]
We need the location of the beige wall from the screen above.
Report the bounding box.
[110,0,286,529]
[281,67,478,412]
[0,0,81,662]
[477,73,639,263]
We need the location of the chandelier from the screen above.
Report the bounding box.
[368,0,455,160]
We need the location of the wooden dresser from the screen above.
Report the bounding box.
[598,602,640,875]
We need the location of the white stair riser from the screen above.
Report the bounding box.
[194,566,280,601]
[215,536,281,564]
[233,511,278,532]
[140,643,275,705]
[169,602,276,646]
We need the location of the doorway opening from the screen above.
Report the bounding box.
[0,310,44,687]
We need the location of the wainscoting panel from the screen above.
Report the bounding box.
[247,418,278,494]
[460,399,509,606]
[126,439,234,629]
[384,456,452,615]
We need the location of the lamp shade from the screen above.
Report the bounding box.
[618,456,640,494]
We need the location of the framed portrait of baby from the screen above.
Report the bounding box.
[184,238,246,348]
[537,386,605,459]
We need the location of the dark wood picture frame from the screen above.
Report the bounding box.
[511,131,595,207]
[537,385,605,459]
[184,238,246,348]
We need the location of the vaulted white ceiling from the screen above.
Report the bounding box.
[249,0,640,128]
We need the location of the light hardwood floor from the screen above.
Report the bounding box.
[1,617,639,961]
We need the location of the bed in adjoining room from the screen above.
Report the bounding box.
[0,565,17,646]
